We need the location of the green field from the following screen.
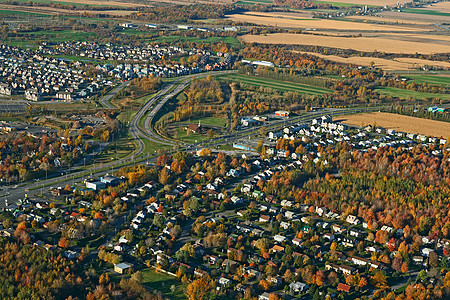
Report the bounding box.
[179,116,227,128]
[147,35,240,46]
[401,8,450,17]
[7,0,118,7]
[219,74,333,95]
[0,10,50,16]
[375,87,450,100]
[403,75,450,86]
[141,268,187,300]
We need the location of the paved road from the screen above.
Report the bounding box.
[99,81,129,108]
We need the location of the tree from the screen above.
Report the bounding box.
[59,237,70,248]
[371,271,387,288]
[186,275,213,300]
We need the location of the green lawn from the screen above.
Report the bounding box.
[141,268,187,300]
[402,74,450,86]
[179,116,227,128]
[219,74,333,95]
[375,87,450,100]
[17,30,98,42]
[176,127,210,143]
[401,8,450,17]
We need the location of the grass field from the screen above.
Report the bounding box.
[401,8,450,17]
[141,268,187,300]
[0,9,50,16]
[339,112,450,138]
[374,87,450,100]
[219,74,332,95]
[403,75,450,86]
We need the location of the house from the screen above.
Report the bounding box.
[218,277,232,287]
[56,91,73,101]
[324,233,335,241]
[413,256,425,265]
[271,245,285,253]
[289,281,309,293]
[185,123,202,133]
[259,215,270,223]
[346,215,360,225]
[259,292,270,300]
[421,248,434,257]
[337,283,351,292]
[114,262,132,274]
[231,196,243,205]
[274,235,287,243]
[280,222,290,230]
[289,237,301,247]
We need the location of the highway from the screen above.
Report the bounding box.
[99,81,129,109]
[0,70,386,208]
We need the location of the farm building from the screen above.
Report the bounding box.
[275,111,290,117]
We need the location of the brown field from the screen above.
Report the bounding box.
[51,0,145,7]
[344,15,432,25]
[339,112,450,138]
[422,1,450,13]
[295,51,450,70]
[380,10,450,23]
[315,0,411,5]
[240,33,450,54]
[226,12,430,31]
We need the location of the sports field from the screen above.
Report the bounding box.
[374,87,450,100]
[339,112,450,138]
[219,74,332,95]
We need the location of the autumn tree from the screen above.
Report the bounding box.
[186,275,213,300]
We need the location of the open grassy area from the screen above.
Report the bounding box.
[402,74,450,86]
[374,87,450,100]
[401,8,450,17]
[95,133,136,163]
[0,9,51,16]
[174,127,212,143]
[179,116,227,128]
[141,268,187,300]
[8,0,118,7]
[219,74,333,95]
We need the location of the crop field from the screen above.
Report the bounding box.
[296,51,450,71]
[226,12,429,31]
[219,74,333,95]
[403,75,450,86]
[314,0,411,5]
[6,0,145,7]
[344,15,432,25]
[401,8,450,17]
[339,112,450,138]
[374,87,450,100]
[240,33,450,55]
[379,10,450,23]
